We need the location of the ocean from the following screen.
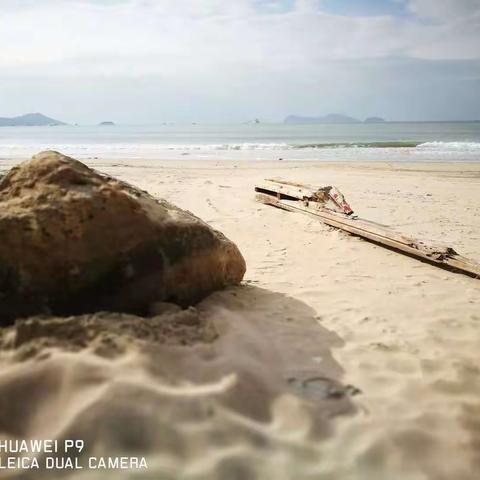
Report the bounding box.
[0,122,479,162]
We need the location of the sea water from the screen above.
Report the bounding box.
[0,122,479,162]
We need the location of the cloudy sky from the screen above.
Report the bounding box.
[1,0,479,123]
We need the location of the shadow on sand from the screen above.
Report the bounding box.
[0,285,355,479]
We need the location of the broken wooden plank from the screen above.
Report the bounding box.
[255,187,480,279]
[257,179,354,215]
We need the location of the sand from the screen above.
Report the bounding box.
[1,158,480,479]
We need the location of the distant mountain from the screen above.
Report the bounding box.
[0,113,66,127]
[284,113,361,124]
[99,121,115,126]
[364,117,386,124]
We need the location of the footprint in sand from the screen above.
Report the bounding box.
[206,198,221,214]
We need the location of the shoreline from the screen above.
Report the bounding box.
[3,157,480,168]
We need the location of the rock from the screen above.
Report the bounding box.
[0,151,246,324]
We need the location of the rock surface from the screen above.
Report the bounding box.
[0,151,246,323]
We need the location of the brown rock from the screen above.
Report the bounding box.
[0,151,246,324]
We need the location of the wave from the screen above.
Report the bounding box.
[1,141,479,164]
[292,141,422,149]
[1,141,480,153]
[0,142,289,152]
[416,141,480,152]
[293,141,480,150]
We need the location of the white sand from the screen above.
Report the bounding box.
[106,159,480,479]
[1,158,480,479]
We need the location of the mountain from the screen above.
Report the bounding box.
[284,113,361,124]
[364,117,386,123]
[0,113,66,127]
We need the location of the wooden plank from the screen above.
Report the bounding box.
[261,179,321,199]
[256,179,354,215]
[255,193,480,278]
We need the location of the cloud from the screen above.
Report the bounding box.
[0,0,478,121]
[407,0,480,19]
[1,0,478,76]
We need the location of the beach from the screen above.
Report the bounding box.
[101,158,480,479]
[1,157,480,479]
[3,0,480,475]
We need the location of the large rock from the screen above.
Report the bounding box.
[0,151,246,324]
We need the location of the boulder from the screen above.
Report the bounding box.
[0,151,246,324]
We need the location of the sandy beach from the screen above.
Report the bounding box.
[104,159,480,479]
[3,0,480,476]
[1,157,480,479]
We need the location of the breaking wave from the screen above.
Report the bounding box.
[416,141,480,152]
[292,141,422,149]
[2,141,480,152]
[0,141,479,163]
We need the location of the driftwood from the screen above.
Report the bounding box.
[255,179,480,279]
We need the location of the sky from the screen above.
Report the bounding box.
[0,0,479,123]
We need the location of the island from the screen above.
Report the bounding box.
[284,113,361,124]
[284,113,387,125]
[99,121,115,126]
[0,113,66,127]
[364,117,386,124]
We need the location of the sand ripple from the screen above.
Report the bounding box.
[0,287,355,479]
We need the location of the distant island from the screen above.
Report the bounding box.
[99,121,115,126]
[364,117,386,124]
[284,114,386,124]
[0,113,66,127]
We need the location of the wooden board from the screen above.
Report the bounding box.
[255,192,480,279]
[263,178,324,199]
[257,179,354,215]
